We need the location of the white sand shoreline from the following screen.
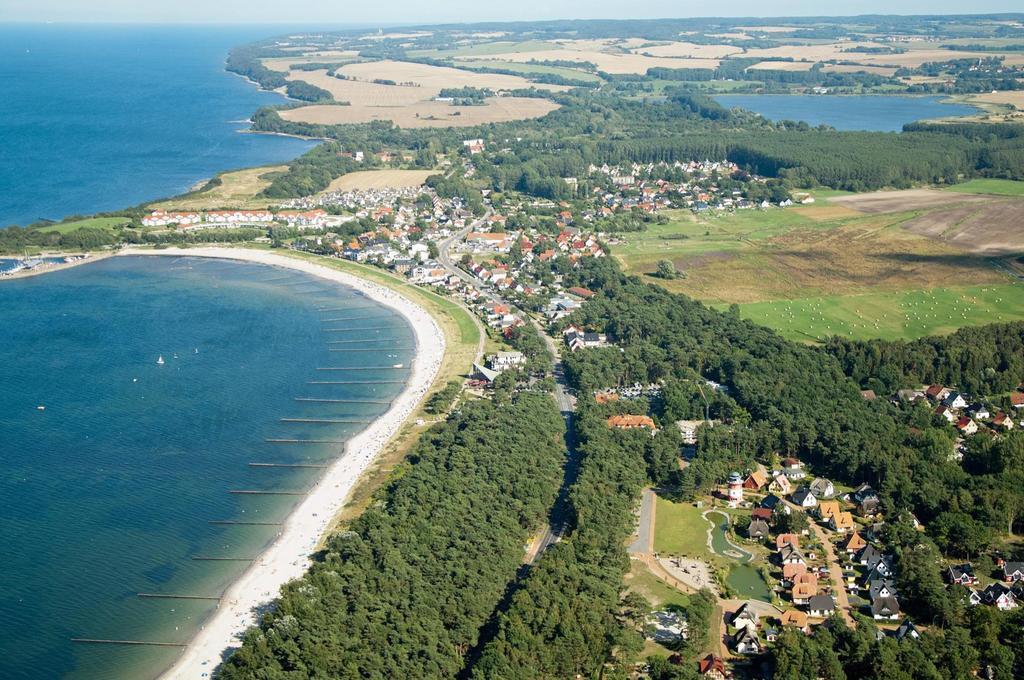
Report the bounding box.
[115,248,445,679]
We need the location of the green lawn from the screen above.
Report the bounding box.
[945,179,1024,197]
[38,216,129,234]
[733,282,1024,342]
[626,562,692,609]
[652,495,712,560]
[614,207,826,272]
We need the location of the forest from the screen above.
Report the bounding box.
[217,392,565,679]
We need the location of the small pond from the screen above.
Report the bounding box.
[706,510,773,602]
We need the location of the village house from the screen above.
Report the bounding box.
[871,596,901,620]
[993,412,1015,430]
[780,609,809,633]
[487,351,525,371]
[606,415,656,430]
[926,384,952,402]
[782,562,807,583]
[732,626,761,655]
[944,391,969,410]
[808,594,836,618]
[956,416,979,436]
[743,470,767,490]
[776,533,800,550]
[791,486,818,509]
[842,532,867,555]
[895,620,920,641]
[779,544,807,566]
[747,519,770,540]
[698,654,729,680]
[781,457,806,480]
[792,574,819,605]
[769,473,792,495]
[751,507,773,523]
[948,563,978,586]
[809,478,835,499]
[817,500,841,522]
[731,603,759,630]
[829,511,856,533]
[1002,561,1024,583]
[983,583,1018,610]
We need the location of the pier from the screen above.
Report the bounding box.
[192,556,256,561]
[321,326,390,333]
[318,305,378,313]
[328,348,412,353]
[209,520,284,525]
[248,462,328,468]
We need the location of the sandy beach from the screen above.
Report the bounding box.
[115,248,446,679]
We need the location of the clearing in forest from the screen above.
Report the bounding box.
[148,166,287,211]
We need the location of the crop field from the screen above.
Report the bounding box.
[822,63,899,76]
[733,283,1024,342]
[336,60,566,94]
[747,60,816,71]
[458,59,603,83]
[631,41,744,59]
[901,198,1024,255]
[281,96,558,128]
[324,169,435,192]
[457,49,720,74]
[148,166,286,211]
[38,216,129,234]
[408,39,555,59]
[828,188,990,214]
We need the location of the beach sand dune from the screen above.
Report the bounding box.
[122,248,445,680]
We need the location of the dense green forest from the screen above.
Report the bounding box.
[217,393,565,679]
[824,322,1024,396]
[470,402,674,678]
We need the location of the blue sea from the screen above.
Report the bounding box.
[0,255,414,679]
[714,94,980,132]
[0,24,317,227]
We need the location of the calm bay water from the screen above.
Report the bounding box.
[0,24,316,227]
[0,256,413,679]
[714,94,980,132]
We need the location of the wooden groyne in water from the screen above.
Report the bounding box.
[293,397,391,404]
[248,462,327,468]
[306,380,404,385]
[328,348,412,352]
[265,438,346,444]
[315,366,409,371]
[321,326,390,333]
[209,520,283,526]
[320,315,392,322]
[192,556,256,561]
[72,638,186,647]
[279,417,373,424]
[228,489,308,495]
[137,593,221,601]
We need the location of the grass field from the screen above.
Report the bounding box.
[733,283,1024,342]
[616,202,1011,305]
[149,166,286,211]
[653,496,712,560]
[282,96,559,128]
[946,179,1024,197]
[324,169,435,192]
[38,216,129,234]
[625,561,692,609]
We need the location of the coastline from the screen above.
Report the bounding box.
[0,251,114,281]
[112,247,445,679]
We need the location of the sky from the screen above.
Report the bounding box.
[1,1,1022,25]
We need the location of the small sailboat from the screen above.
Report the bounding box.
[392,363,404,368]
[36,405,45,411]
[194,348,199,354]
[157,355,165,365]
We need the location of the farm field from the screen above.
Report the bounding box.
[323,169,434,192]
[733,283,1024,342]
[457,59,603,82]
[630,41,744,59]
[456,49,720,74]
[281,96,558,128]
[38,216,129,234]
[148,166,287,211]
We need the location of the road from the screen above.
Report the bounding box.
[784,499,855,626]
[628,488,656,556]
[434,207,578,563]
